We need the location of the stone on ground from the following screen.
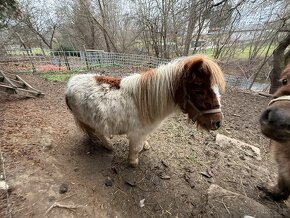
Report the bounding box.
[215,134,261,160]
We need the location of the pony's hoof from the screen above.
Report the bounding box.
[257,183,271,195]
[143,141,150,150]
[89,137,113,151]
[103,143,113,151]
[257,184,289,201]
[129,158,139,168]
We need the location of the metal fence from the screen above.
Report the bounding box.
[0,48,269,92]
[0,49,169,73]
[224,74,269,92]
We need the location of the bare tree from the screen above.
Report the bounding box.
[13,0,59,49]
[182,1,198,56]
[0,0,20,28]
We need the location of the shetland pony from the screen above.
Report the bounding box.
[66,55,225,167]
[260,64,290,200]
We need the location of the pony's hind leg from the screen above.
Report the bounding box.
[143,141,150,150]
[75,119,113,151]
[93,131,113,151]
[128,134,149,167]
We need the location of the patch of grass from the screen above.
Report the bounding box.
[200,48,215,57]
[40,71,76,82]
[199,44,275,59]
[31,48,50,56]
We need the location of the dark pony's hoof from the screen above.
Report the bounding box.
[257,184,289,201]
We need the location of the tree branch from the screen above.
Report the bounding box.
[212,0,227,7]
[90,15,119,52]
[49,24,57,48]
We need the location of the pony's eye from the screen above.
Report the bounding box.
[282,79,288,85]
[195,90,205,95]
[194,82,203,86]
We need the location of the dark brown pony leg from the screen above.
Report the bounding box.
[259,176,290,201]
[259,160,290,201]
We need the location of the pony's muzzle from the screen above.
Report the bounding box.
[260,107,290,130]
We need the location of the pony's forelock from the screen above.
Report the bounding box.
[182,55,225,92]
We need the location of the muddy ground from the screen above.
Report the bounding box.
[0,72,290,218]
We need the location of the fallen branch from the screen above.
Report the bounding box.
[45,202,81,215]
[258,92,272,97]
[221,198,230,215]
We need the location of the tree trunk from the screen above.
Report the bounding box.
[15,32,36,73]
[285,48,290,65]
[269,33,290,94]
[183,2,196,56]
[97,0,111,52]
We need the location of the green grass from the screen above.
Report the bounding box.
[31,48,50,55]
[40,71,76,82]
[199,44,275,59]
[200,48,214,57]
[6,48,50,56]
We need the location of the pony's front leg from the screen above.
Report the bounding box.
[128,134,148,167]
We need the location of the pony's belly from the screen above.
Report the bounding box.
[84,105,141,136]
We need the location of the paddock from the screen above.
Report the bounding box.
[1,70,289,217]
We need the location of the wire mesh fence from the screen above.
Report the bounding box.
[0,49,169,73]
[0,48,269,92]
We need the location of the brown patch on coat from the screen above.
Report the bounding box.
[95,76,121,89]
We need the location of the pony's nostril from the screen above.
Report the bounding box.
[212,120,221,129]
[215,121,221,129]
[261,109,271,122]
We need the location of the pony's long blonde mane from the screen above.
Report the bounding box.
[125,55,225,123]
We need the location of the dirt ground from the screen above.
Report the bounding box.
[0,72,290,218]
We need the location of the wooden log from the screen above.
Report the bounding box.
[0,73,17,87]
[0,84,17,94]
[16,75,40,92]
[0,71,44,97]
[16,87,44,97]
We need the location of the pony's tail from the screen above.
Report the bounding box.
[65,95,72,111]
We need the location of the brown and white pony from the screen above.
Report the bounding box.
[260,64,290,200]
[66,55,225,167]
